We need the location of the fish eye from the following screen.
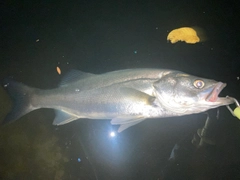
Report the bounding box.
[193,80,205,89]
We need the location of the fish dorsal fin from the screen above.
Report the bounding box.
[59,70,95,86]
[111,116,145,132]
[53,110,80,125]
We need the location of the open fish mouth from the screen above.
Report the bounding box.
[206,82,226,102]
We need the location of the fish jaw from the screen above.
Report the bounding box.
[206,82,226,102]
[202,82,234,106]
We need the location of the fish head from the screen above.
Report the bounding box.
[153,72,234,115]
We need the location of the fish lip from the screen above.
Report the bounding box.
[206,82,226,102]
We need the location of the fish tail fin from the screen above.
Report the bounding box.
[2,78,36,124]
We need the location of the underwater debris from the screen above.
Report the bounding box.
[167,27,200,44]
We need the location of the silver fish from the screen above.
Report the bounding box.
[2,69,234,132]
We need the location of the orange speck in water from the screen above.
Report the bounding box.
[56,66,61,74]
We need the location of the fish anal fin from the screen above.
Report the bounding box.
[53,110,80,125]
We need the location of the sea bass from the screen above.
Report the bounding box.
[2,69,234,132]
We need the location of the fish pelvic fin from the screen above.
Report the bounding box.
[111,116,145,132]
[2,78,36,125]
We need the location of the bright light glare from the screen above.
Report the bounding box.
[109,131,116,137]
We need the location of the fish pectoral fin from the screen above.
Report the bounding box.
[111,116,145,132]
[53,110,80,125]
[120,87,155,105]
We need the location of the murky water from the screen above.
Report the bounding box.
[0,1,240,179]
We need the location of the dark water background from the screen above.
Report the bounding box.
[0,0,240,179]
